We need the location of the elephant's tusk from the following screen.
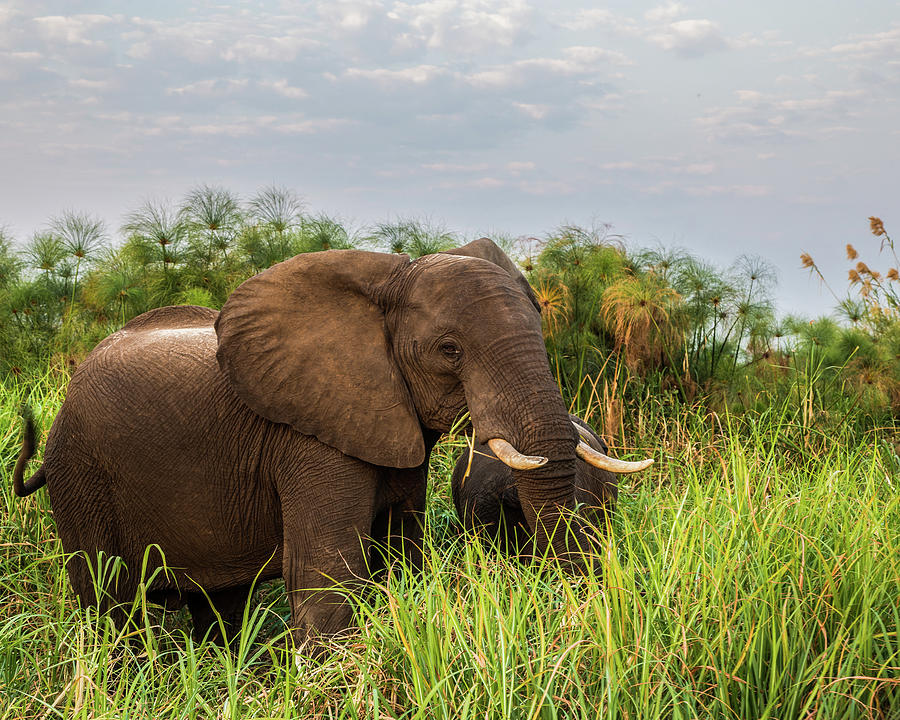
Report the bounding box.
[575,441,654,474]
[487,438,548,470]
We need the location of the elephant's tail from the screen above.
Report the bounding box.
[13,407,47,498]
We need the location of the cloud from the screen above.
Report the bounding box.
[465,46,630,88]
[184,121,261,138]
[125,16,238,64]
[647,19,731,57]
[513,102,549,119]
[275,118,354,134]
[124,15,319,66]
[422,162,490,172]
[0,49,46,82]
[599,160,639,170]
[70,77,109,90]
[33,14,115,47]
[0,6,19,26]
[696,110,796,143]
[260,79,308,99]
[597,157,717,176]
[342,64,449,85]
[735,90,765,103]
[473,176,504,188]
[777,89,864,112]
[141,114,351,138]
[388,0,533,52]
[167,79,249,97]
[579,92,628,115]
[562,9,638,35]
[0,0,890,293]
[644,2,687,23]
[564,6,756,58]
[562,5,758,58]
[829,27,900,61]
[221,35,317,63]
[642,181,771,197]
[317,0,385,32]
[696,87,869,143]
[683,162,716,175]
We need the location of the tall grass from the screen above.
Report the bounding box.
[1,373,898,718]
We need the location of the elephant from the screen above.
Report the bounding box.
[452,414,652,556]
[12,238,611,651]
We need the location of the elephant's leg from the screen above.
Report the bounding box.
[186,585,251,645]
[283,538,372,653]
[279,464,379,652]
[369,483,427,578]
[50,469,139,620]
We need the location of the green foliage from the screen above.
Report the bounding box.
[1,202,899,716]
[524,224,633,405]
[296,213,359,253]
[0,227,22,288]
[1,379,897,718]
[0,190,373,364]
[2,196,900,430]
[366,217,457,257]
[247,185,304,236]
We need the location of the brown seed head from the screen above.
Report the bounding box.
[848,269,861,284]
[846,244,858,260]
[800,252,815,269]
[870,216,885,237]
[861,281,872,297]
[888,268,899,281]
[856,261,871,275]
[871,269,883,281]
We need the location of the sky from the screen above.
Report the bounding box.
[1,0,898,315]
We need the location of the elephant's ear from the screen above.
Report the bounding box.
[443,238,540,313]
[215,250,425,468]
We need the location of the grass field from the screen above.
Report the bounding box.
[1,369,898,719]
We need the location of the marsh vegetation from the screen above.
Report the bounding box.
[1,189,898,717]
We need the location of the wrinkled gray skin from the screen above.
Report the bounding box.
[12,239,586,650]
[452,415,617,556]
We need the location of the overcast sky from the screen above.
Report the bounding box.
[1,0,897,315]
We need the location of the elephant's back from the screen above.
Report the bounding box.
[76,306,220,393]
[120,305,219,331]
[48,306,235,466]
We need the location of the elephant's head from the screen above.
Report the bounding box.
[213,240,593,560]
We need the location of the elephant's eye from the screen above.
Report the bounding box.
[440,341,462,360]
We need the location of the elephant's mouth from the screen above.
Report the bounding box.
[487,420,653,475]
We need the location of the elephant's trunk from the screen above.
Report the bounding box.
[463,349,586,565]
[508,416,588,564]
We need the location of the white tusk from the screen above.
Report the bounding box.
[487,438,548,470]
[575,441,654,474]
